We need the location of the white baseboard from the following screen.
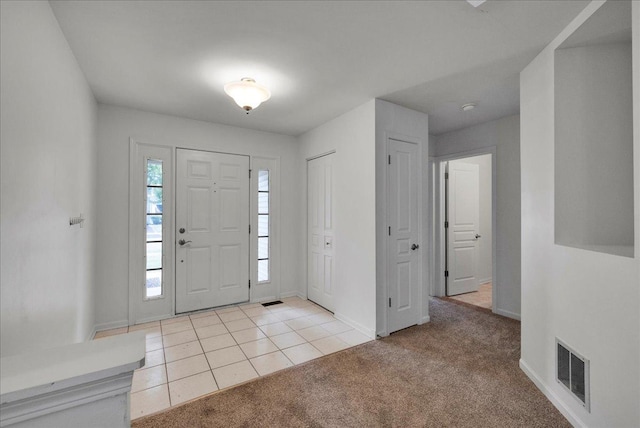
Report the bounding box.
[494,307,521,321]
[479,277,492,285]
[251,295,277,304]
[519,359,585,428]
[419,315,431,325]
[333,312,376,339]
[279,290,304,299]
[94,319,129,332]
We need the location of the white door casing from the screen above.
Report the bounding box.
[446,161,480,296]
[175,149,250,313]
[387,138,420,334]
[307,154,335,312]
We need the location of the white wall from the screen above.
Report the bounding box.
[375,100,430,335]
[450,154,492,284]
[298,100,377,337]
[0,1,98,356]
[555,42,634,256]
[96,104,299,329]
[432,115,520,319]
[520,1,640,426]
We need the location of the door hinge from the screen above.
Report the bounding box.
[445,221,449,228]
[249,169,252,178]
[389,297,391,308]
[445,270,449,277]
[249,279,251,289]
[445,172,449,179]
[388,155,391,165]
[388,226,391,236]
[249,224,251,234]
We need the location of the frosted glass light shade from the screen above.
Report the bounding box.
[224,78,271,112]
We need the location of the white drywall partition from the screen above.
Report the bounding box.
[520,1,640,426]
[375,99,430,336]
[298,100,377,338]
[0,1,98,357]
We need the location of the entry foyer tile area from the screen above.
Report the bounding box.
[93,297,372,419]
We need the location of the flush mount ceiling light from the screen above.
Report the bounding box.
[224,78,271,113]
[461,103,477,111]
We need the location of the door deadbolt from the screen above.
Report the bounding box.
[179,227,185,234]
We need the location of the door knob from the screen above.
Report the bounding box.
[178,239,192,246]
[411,244,419,251]
[475,234,482,239]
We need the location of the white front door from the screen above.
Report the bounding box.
[446,161,480,296]
[175,149,250,313]
[387,139,420,334]
[307,154,334,311]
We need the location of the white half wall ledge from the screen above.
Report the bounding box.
[0,332,145,428]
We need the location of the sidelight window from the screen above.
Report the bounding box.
[145,159,163,298]
[258,169,270,282]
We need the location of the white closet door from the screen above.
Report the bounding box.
[387,139,420,333]
[446,161,480,296]
[307,154,335,311]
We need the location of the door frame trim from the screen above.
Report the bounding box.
[128,139,175,325]
[431,147,497,313]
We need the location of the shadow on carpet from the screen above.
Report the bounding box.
[132,298,570,428]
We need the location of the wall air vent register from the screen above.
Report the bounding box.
[556,338,590,412]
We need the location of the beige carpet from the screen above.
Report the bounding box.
[132,298,569,428]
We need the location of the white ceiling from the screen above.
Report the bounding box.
[49,0,589,137]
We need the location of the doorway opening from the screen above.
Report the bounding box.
[432,151,495,312]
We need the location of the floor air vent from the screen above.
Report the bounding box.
[262,300,283,307]
[556,338,590,412]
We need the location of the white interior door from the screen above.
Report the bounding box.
[176,149,249,313]
[307,154,334,311]
[446,161,480,296]
[387,139,420,334]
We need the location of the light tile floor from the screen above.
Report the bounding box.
[94,297,372,420]
[448,282,492,309]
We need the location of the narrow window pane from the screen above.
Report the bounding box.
[146,215,162,242]
[258,214,269,237]
[146,270,162,298]
[258,192,269,214]
[147,160,163,186]
[147,188,163,213]
[258,237,269,259]
[146,242,162,269]
[258,260,269,282]
[146,222,162,242]
[258,170,269,191]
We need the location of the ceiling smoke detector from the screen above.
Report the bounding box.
[461,103,477,111]
[466,0,487,7]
